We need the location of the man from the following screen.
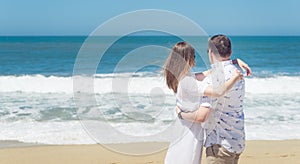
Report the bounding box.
[178,34,247,164]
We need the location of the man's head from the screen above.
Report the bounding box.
[208,34,232,63]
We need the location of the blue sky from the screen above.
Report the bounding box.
[1,0,299,36]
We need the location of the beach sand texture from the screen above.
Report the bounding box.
[0,140,299,164]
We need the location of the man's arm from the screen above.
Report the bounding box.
[195,70,211,81]
[233,58,252,76]
[194,58,251,81]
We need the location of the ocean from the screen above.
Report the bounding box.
[0,36,299,145]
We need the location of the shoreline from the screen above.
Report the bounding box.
[0,140,45,149]
[0,140,299,163]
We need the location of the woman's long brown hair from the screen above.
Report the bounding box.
[164,42,195,93]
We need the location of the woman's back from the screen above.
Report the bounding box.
[165,74,206,164]
[176,75,206,112]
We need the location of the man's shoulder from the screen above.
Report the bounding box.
[224,64,237,77]
[224,63,237,71]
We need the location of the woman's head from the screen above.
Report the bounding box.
[164,42,195,93]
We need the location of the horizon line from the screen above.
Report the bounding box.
[0,35,300,37]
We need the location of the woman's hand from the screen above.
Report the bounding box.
[236,59,252,76]
[175,106,181,114]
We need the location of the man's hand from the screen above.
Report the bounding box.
[237,59,252,76]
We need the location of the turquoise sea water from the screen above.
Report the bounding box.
[0,36,299,76]
[0,36,299,144]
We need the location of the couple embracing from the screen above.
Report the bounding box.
[164,35,251,164]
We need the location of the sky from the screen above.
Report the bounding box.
[1,0,299,36]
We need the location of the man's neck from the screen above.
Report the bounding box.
[221,57,231,61]
[212,57,231,64]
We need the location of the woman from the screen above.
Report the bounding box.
[164,42,243,164]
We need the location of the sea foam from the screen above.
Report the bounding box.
[0,74,299,94]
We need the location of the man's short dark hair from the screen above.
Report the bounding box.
[208,34,231,58]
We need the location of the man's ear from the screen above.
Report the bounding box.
[209,52,214,63]
[226,50,232,59]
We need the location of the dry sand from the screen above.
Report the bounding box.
[0,140,299,164]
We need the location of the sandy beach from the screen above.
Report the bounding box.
[0,140,299,164]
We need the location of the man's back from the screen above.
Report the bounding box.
[204,60,246,154]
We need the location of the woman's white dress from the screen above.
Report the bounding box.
[164,75,208,164]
